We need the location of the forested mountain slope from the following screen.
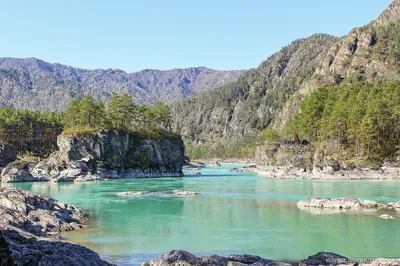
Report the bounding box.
[172,0,400,148]
[0,57,243,111]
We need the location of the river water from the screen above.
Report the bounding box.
[10,164,400,265]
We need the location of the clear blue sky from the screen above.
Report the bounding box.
[0,0,391,72]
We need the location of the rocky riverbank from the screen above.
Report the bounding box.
[141,250,400,266]
[0,187,110,265]
[0,129,185,183]
[252,142,400,180]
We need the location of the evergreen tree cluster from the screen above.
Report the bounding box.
[0,108,63,156]
[63,93,172,132]
[284,81,400,161]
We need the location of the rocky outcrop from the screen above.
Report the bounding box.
[255,142,400,180]
[0,188,110,265]
[141,250,290,266]
[32,129,184,181]
[0,143,17,168]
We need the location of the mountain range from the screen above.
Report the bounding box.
[171,0,400,145]
[0,57,243,111]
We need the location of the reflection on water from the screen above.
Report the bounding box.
[8,164,400,265]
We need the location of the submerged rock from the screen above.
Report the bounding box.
[0,143,17,167]
[116,190,200,197]
[173,190,200,196]
[143,250,290,266]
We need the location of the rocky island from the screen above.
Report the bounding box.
[0,129,185,183]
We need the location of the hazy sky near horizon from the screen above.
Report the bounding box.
[0,0,391,72]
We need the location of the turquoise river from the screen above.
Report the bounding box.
[8,164,400,265]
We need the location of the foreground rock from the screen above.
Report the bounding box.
[142,250,290,266]
[0,143,17,167]
[300,252,400,266]
[32,129,185,182]
[297,198,400,210]
[255,142,400,180]
[0,188,110,265]
[143,250,400,266]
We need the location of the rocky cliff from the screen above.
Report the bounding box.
[32,129,185,181]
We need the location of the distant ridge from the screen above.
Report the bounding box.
[0,57,244,111]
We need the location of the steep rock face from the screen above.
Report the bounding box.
[0,58,243,112]
[0,143,16,167]
[33,129,185,181]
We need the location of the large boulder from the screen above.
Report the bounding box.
[0,143,17,167]
[33,129,185,181]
